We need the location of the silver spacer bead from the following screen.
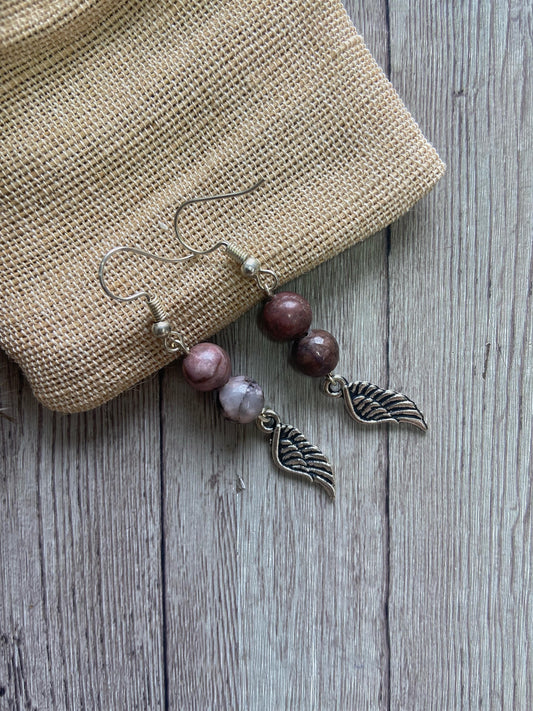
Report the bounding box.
[152,320,172,337]
[241,256,261,277]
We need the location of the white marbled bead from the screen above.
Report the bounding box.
[218,376,265,424]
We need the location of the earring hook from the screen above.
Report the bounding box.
[98,245,194,303]
[173,179,264,256]
[98,245,193,354]
[171,178,278,295]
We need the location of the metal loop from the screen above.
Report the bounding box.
[164,331,190,355]
[98,245,193,303]
[322,373,347,399]
[256,407,281,433]
[173,179,264,256]
[255,269,279,296]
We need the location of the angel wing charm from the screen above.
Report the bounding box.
[257,409,335,497]
[323,375,427,431]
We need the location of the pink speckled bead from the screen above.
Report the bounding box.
[182,343,231,392]
[260,292,312,341]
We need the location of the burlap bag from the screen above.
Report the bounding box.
[0,0,444,413]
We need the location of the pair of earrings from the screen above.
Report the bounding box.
[99,180,426,499]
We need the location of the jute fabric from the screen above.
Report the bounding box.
[0,0,445,413]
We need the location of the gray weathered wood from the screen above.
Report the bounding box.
[1,1,532,709]
[387,1,533,709]
[0,358,165,709]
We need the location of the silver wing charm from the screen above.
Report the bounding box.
[257,409,335,497]
[323,375,427,431]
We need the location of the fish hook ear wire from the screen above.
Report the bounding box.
[98,236,336,498]
[98,244,194,351]
[173,179,279,296]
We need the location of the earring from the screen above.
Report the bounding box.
[98,241,336,498]
[174,180,427,432]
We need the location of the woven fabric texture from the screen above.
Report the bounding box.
[0,0,444,413]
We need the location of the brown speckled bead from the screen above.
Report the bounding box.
[291,329,339,377]
[182,343,231,391]
[260,292,312,341]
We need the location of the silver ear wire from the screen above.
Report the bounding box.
[173,179,279,296]
[98,245,194,303]
[98,245,193,354]
[172,179,264,255]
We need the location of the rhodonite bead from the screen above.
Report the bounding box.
[218,376,265,424]
[260,292,312,341]
[291,329,339,377]
[182,343,231,391]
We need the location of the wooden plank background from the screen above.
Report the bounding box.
[1,0,532,708]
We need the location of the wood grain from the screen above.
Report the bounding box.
[387,1,533,709]
[1,1,532,709]
[0,359,165,709]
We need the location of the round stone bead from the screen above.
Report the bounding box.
[182,343,231,392]
[291,329,339,377]
[260,292,313,341]
[218,376,265,424]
